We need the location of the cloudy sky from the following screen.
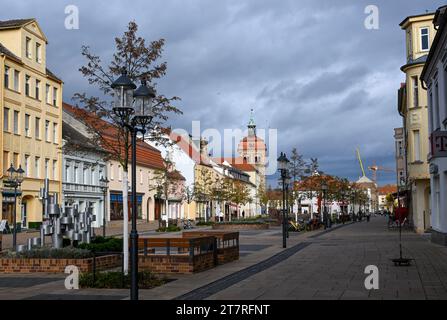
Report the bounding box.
[2,0,444,186]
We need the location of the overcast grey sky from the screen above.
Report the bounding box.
[1,0,444,185]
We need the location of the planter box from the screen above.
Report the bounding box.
[138,252,215,274]
[182,231,239,264]
[0,254,122,273]
[212,223,269,230]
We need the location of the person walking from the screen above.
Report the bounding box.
[366,211,371,222]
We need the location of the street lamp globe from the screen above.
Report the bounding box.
[6,164,16,181]
[16,165,24,184]
[277,152,289,171]
[133,78,156,128]
[111,68,136,120]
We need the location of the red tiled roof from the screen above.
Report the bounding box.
[63,102,165,170]
[211,157,257,172]
[238,135,267,151]
[167,170,186,181]
[377,184,397,195]
[164,129,212,166]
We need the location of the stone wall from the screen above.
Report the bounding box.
[0,254,122,273]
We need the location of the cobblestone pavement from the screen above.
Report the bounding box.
[0,216,446,300]
[207,216,447,300]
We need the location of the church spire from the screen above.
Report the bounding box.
[248,108,256,136]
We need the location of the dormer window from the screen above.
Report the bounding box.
[26,37,32,59]
[35,43,42,63]
[421,27,429,51]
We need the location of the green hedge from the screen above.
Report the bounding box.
[196,221,214,226]
[27,222,42,230]
[156,225,181,232]
[4,247,93,259]
[79,270,168,289]
[77,237,123,253]
[216,220,267,225]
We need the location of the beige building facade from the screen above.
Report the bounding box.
[398,13,436,233]
[0,19,63,227]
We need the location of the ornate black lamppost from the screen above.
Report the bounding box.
[277,152,289,248]
[99,176,109,238]
[321,181,328,229]
[111,68,156,301]
[4,164,24,251]
[285,173,291,238]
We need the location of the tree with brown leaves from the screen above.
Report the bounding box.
[72,21,181,274]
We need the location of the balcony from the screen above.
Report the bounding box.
[63,182,102,194]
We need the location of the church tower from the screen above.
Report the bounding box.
[237,109,267,186]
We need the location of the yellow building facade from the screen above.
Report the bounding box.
[399,13,436,233]
[0,19,63,227]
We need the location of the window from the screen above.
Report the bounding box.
[34,156,40,178]
[118,165,122,181]
[35,79,40,100]
[45,120,50,141]
[91,167,96,185]
[429,91,434,131]
[397,141,403,157]
[45,158,49,179]
[25,114,30,136]
[45,84,50,104]
[35,43,41,63]
[413,130,421,162]
[53,123,58,143]
[13,110,19,134]
[3,107,9,132]
[140,169,143,184]
[83,167,88,184]
[110,164,114,180]
[74,166,79,183]
[421,28,429,51]
[35,117,40,139]
[13,153,19,168]
[53,160,57,180]
[53,87,58,106]
[24,155,30,177]
[412,76,418,108]
[65,164,71,183]
[434,83,440,130]
[4,65,9,88]
[25,75,30,96]
[26,37,32,58]
[13,70,20,92]
[3,151,9,174]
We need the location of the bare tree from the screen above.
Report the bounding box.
[72,21,181,274]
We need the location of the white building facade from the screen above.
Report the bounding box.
[421,5,447,246]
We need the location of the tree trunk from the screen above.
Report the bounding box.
[122,171,129,275]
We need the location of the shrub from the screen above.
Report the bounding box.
[4,247,93,259]
[27,222,42,230]
[196,221,214,226]
[78,237,123,253]
[79,270,168,289]
[156,225,181,232]
[215,221,266,225]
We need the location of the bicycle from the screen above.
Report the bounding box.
[181,219,194,230]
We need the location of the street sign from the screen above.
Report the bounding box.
[430,131,447,158]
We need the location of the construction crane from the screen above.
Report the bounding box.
[368,161,395,184]
[356,148,367,177]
